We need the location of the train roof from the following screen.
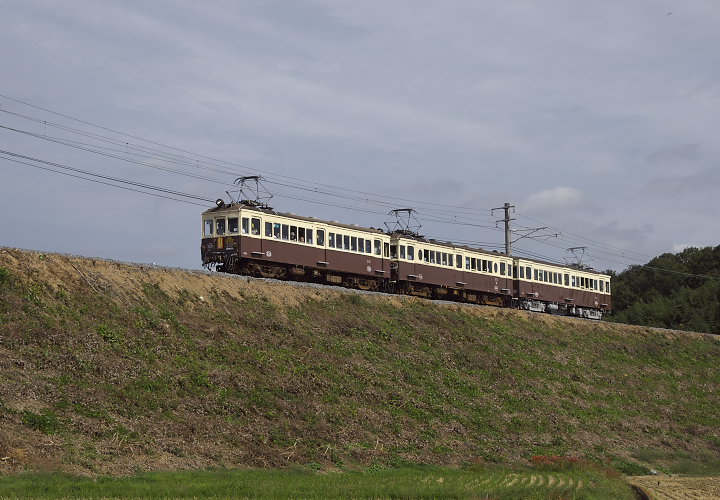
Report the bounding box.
[203,202,610,278]
[202,202,387,235]
[387,231,609,277]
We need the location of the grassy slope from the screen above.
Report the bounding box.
[0,248,718,477]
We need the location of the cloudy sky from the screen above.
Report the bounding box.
[2,0,719,272]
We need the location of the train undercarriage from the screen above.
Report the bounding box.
[207,254,604,319]
[517,298,604,320]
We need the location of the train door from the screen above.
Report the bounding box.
[241,215,263,258]
[315,228,328,268]
[374,238,388,276]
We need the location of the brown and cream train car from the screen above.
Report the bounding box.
[201,203,391,290]
[390,234,515,306]
[513,257,611,319]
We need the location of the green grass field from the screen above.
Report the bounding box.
[0,466,636,499]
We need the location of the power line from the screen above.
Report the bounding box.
[0,150,213,205]
[0,154,208,207]
[0,115,501,226]
[0,94,673,271]
[0,96,496,216]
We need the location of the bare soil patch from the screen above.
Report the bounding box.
[630,476,720,500]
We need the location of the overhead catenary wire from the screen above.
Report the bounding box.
[0,150,214,206]
[1,93,702,276]
[0,97,496,217]
[0,154,209,207]
[0,118,500,225]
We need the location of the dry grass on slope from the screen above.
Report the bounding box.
[0,247,718,477]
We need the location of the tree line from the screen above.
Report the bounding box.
[607,245,720,334]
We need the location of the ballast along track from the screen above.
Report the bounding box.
[201,201,612,319]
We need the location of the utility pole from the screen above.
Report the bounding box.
[492,202,515,256]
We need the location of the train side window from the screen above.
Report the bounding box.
[533,269,538,281]
[456,254,462,269]
[316,230,325,246]
[264,222,272,237]
[282,224,289,240]
[500,262,506,275]
[365,240,371,254]
[351,237,358,252]
[329,233,335,248]
[298,227,306,243]
[606,281,611,293]
[204,220,213,236]
[564,274,569,286]
[430,252,436,264]
[229,218,239,233]
[600,280,604,292]
[399,245,406,259]
[572,276,576,287]
[465,257,470,270]
[273,223,281,239]
[384,242,389,258]
[216,219,226,235]
[374,239,381,256]
[513,265,518,279]
[251,218,260,235]
[423,249,429,262]
[494,263,499,274]
[525,266,531,280]
[290,226,297,241]
[390,244,398,258]
[307,229,313,245]
[407,245,414,261]
[439,253,445,266]
[471,258,477,271]
[342,235,349,250]
[519,266,525,279]
[358,238,365,252]
[241,218,249,234]
[543,270,548,282]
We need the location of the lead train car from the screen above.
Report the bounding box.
[201,203,391,290]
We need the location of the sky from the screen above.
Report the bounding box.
[2,0,719,272]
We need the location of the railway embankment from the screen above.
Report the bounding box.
[0,247,718,477]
